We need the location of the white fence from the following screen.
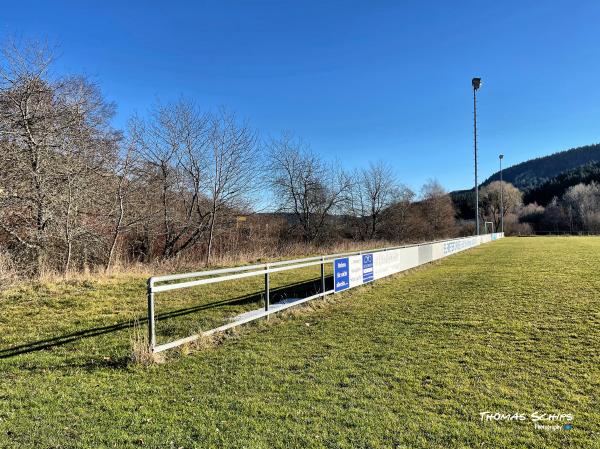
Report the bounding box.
[147,233,504,353]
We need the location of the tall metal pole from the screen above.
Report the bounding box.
[473,80,480,236]
[499,154,504,233]
[147,278,156,352]
[264,264,270,312]
[320,256,326,294]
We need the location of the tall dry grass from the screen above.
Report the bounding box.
[0,250,19,291]
[12,236,440,288]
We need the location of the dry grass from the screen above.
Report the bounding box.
[192,333,217,350]
[0,250,19,291]
[11,235,468,293]
[130,319,164,365]
[29,239,402,287]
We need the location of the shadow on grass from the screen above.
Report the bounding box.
[0,275,334,360]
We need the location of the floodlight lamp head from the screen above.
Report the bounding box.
[472,77,482,90]
[499,154,504,160]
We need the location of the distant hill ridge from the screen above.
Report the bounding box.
[450,143,600,219]
[483,143,600,191]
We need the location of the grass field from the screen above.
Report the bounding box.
[1,237,599,448]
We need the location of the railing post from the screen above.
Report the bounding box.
[264,264,270,312]
[320,256,325,294]
[147,277,156,352]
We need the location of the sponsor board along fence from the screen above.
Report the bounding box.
[147,233,504,353]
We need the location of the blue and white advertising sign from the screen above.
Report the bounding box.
[334,257,350,292]
[362,253,374,283]
[333,234,503,294]
[334,254,364,292]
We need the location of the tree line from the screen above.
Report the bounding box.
[519,182,600,234]
[0,42,469,278]
[461,178,600,235]
[5,41,596,280]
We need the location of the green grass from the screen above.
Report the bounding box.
[1,237,599,448]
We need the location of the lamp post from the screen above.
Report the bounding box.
[499,154,504,233]
[472,77,482,235]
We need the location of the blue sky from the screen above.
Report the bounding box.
[2,1,600,192]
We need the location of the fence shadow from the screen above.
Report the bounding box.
[0,275,334,359]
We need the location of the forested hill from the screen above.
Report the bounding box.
[522,160,600,206]
[451,143,600,219]
[483,143,600,191]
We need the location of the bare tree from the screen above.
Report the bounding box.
[55,78,119,274]
[0,42,59,273]
[0,41,118,275]
[480,181,523,231]
[562,182,600,233]
[379,187,415,241]
[104,140,142,270]
[131,102,260,264]
[203,109,260,264]
[267,132,351,242]
[541,197,568,233]
[414,179,457,240]
[348,161,406,240]
[131,99,211,259]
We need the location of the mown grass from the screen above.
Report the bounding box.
[0,237,598,448]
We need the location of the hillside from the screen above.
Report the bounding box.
[452,143,600,218]
[523,160,600,206]
[482,143,600,191]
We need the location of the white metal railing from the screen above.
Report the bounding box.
[147,233,504,353]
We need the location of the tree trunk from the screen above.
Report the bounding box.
[205,204,217,266]
[33,152,46,277]
[106,186,125,270]
[63,182,73,276]
[205,216,214,266]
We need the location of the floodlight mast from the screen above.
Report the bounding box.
[499,154,504,233]
[472,77,482,236]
